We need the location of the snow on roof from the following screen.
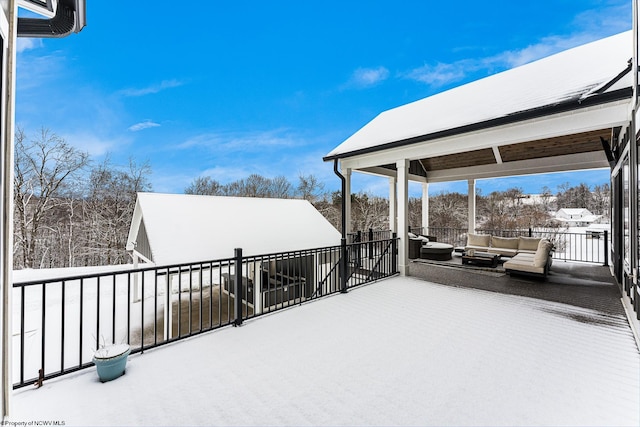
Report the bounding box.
[557,208,592,215]
[326,31,632,159]
[126,193,341,265]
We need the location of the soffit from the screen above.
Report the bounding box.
[417,128,612,173]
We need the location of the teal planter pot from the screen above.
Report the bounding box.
[93,344,130,382]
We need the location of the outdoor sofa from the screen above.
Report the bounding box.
[464,234,541,257]
[465,233,554,278]
[503,239,555,278]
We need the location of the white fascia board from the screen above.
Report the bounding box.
[339,99,631,172]
[125,197,143,250]
[357,166,428,183]
[425,152,609,183]
[17,0,56,18]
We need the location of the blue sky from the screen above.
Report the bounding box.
[15,1,630,197]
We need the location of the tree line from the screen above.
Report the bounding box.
[13,127,611,269]
[14,128,151,269]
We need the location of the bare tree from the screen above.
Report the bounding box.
[185,176,223,195]
[81,157,152,265]
[351,192,389,231]
[429,192,467,229]
[14,127,90,268]
[297,174,324,203]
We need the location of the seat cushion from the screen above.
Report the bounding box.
[467,233,490,247]
[504,258,545,274]
[487,247,517,257]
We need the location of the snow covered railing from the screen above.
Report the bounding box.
[12,237,399,389]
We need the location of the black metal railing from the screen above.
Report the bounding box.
[412,226,610,266]
[347,229,392,244]
[13,237,398,389]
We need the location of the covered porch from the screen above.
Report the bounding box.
[324,31,638,331]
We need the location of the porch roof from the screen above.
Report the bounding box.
[324,31,633,182]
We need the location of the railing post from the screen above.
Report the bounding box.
[528,228,532,237]
[368,228,374,259]
[604,230,609,267]
[356,230,362,268]
[340,238,348,293]
[234,248,243,326]
[391,232,398,273]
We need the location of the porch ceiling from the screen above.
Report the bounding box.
[363,126,617,183]
[422,128,613,173]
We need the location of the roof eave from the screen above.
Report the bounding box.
[323,87,633,163]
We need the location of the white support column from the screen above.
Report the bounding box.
[468,179,476,233]
[343,167,352,236]
[397,159,410,276]
[422,182,429,234]
[389,177,397,233]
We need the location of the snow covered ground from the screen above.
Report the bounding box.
[9,276,640,426]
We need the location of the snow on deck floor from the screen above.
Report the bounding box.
[10,277,640,426]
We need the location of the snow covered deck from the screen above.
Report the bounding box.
[10,276,640,426]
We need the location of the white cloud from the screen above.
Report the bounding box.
[487,33,602,68]
[62,131,126,157]
[198,166,254,183]
[17,38,43,53]
[177,128,300,152]
[119,79,184,97]
[128,120,161,132]
[402,62,469,87]
[404,3,631,88]
[344,66,390,89]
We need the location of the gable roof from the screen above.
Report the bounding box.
[126,193,341,266]
[325,31,632,161]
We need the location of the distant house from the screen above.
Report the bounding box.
[554,208,601,227]
[126,193,342,309]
